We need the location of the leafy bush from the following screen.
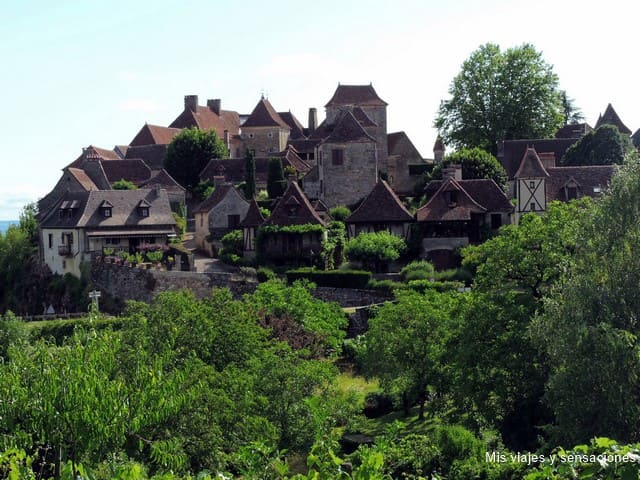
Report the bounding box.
[286,268,371,289]
[345,231,406,273]
[400,260,435,282]
[111,178,137,190]
[433,266,474,285]
[366,279,407,293]
[363,392,395,418]
[257,267,276,282]
[407,279,464,293]
[329,205,352,221]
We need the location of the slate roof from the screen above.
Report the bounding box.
[265,181,326,227]
[278,111,305,138]
[351,107,377,127]
[140,169,185,193]
[67,168,98,191]
[41,189,176,230]
[346,180,413,224]
[125,144,168,170]
[595,104,632,135]
[387,131,423,161]
[546,165,615,202]
[417,178,487,222]
[243,97,290,129]
[101,159,152,185]
[130,124,182,146]
[514,148,551,178]
[195,184,247,214]
[499,139,577,179]
[424,179,513,213]
[323,110,376,143]
[325,84,387,107]
[555,123,592,139]
[239,199,266,227]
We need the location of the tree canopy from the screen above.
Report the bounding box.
[560,124,635,166]
[267,157,286,199]
[164,128,228,192]
[435,43,564,155]
[428,147,508,191]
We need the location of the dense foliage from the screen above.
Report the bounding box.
[164,127,228,192]
[344,231,406,273]
[561,124,635,166]
[267,157,286,199]
[426,147,508,191]
[244,148,257,199]
[435,43,564,154]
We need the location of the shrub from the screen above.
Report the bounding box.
[366,279,407,293]
[363,392,395,418]
[400,260,435,282]
[329,205,352,222]
[257,267,276,282]
[345,231,406,273]
[407,279,464,293]
[285,268,371,289]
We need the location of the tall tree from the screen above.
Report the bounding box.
[267,157,286,199]
[560,90,585,125]
[560,124,635,166]
[164,127,228,192]
[428,147,508,191]
[435,43,564,155]
[244,148,256,199]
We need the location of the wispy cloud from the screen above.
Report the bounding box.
[0,184,46,220]
[117,98,164,112]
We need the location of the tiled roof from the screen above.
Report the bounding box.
[278,111,305,138]
[514,148,551,178]
[125,144,168,170]
[546,165,615,202]
[67,168,98,191]
[288,138,321,153]
[130,124,182,146]
[265,181,326,227]
[595,104,632,135]
[282,146,311,174]
[387,131,423,161]
[169,106,240,138]
[555,123,592,139]
[346,180,413,223]
[417,178,486,222]
[239,199,266,227]
[195,184,247,214]
[67,145,122,168]
[140,169,185,193]
[351,107,377,127]
[498,138,577,179]
[243,97,290,129]
[325,84,387,107]
[425,179,513,213]
[114,145,128,158]
[323,110,376,143]
[101,159,152,185]
[41,189,176,230]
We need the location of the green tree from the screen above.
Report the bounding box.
[329,205,351,222]
[435,43,564,155]
[532,160,640,445]
[164,127,228,192]
[428,147,508,191]
[345,231,406,273]
[111,178,138,190]
[560,90,584,125]
[244,148,257,199]
[361,290,456,419]
[560,124,635,166]
[267,157,286,199]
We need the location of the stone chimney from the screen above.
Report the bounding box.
[442,164,462,181]
[308,107,317,132]
[207,98,221,115]
[184,95,198,112]
[538,152,556,169]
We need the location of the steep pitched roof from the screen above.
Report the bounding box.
[425,179,513,213]
[243,97,290,129]
[387,131,423,161]
[195,184,247,214]
[546,165,615,202]
[323,110,376,143]
[346,180,413,224]
[169,105,240,138]
[555,123,593,139]
[265,181,326,227]
[281,146,311,173]
[514,148,550,178]
[140,169,186,193]
[125,144,168,170]
[41,189,176,230]
[325,84,387,107]
[595,104,632,135]
[67,145,121,168]
[278,111,305,138]
[67,168,98,191]
[239,198,266,227]
[130,124,182,146]
[498,138,577,179]
[101,159,152,185]
[417,178,486,222]
[351,107,377,127]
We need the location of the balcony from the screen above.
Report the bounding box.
[58,244,73,257]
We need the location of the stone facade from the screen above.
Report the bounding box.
[241,126,289,155]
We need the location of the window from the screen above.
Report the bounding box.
[530,203,536,211]
[491,214,502,229]
[267,132,273,138]
[529,181,536,189]
[139,207,149,217]
[228,214,240,228]
[332,149,344,166]
[48,234,53,249]
[248,133,254,139]
[445,191,457,205]
[105,238,120,245]
[103,207,112,218]
[200,215,204,227]
[567,186,577,200]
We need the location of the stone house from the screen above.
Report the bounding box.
[239,199,266,259]
[39,187,176,278]
[259,181,326,264]
[345,180,414,239]
[193,184,250,253]
[417,166,513,269]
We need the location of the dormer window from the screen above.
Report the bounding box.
[445,190,457,206]
[284,195,300,217]
[100,200,113,218]
[137,200,151,217]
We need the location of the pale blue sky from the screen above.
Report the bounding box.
[1,0,638,219]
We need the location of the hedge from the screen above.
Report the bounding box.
[27,317,124,344]
[286,268,371,289]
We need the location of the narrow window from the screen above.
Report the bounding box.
[48,234,53,249]
[530,203,536,211]
[332,149,344,166]
[491,214,502,229]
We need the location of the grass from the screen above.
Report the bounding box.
[336,370,379,399]
[358,406,439,437]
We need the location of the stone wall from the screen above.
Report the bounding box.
[311,287,392,307]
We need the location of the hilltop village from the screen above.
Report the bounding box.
[36,83,637,279]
